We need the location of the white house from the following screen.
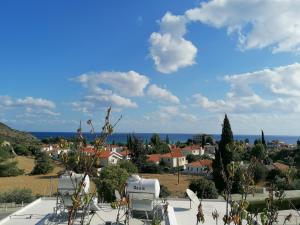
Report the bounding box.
[180,145,204,156]
[185,160,212,176]
[160,149,187,169]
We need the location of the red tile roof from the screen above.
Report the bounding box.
[273,162,289,172]
[182,145,201,151]
[80,148,122,159]
[187,160,212,168]
[147,154,161,163]
[119,150,130,156]
[161,148,183,158]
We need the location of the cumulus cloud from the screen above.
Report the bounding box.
[186,0,300,53]
[153,105,197,122]
[71,70,149,112]
[15,97,56,109]
[73,71,149,97]
[149,12,197,73]
[0,96,59,116]
[147,84,180,104]
[193,63,300,114]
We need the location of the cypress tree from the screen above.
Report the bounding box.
[165,135,170,144]
[261,130,266,148]
[212,114,234,192]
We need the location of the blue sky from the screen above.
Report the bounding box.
[1,0,300,135]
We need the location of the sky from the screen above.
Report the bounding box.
[1,0,300,135]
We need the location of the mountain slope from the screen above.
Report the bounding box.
[0,122,41,147]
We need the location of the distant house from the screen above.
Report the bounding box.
[272,162,289,172]
[119,149,130,160]
[147,154,161,165]
[108,145,124,153]
[81,147,123,167]
[97,151,123,167]
[160,148,187,169]
[180,145,204,156]
[204,144,216,155]
[41,144,54,152]
[185,159,213,176]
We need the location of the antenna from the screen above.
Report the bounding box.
[186,189,200,207]
[115,190,121,201]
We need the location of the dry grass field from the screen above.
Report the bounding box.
[0,156,64,195]
[0,156,195,197]
[140,173,195,197]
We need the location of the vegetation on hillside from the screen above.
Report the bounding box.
[0,122,41,148]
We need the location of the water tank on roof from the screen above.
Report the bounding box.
[58,171,90,195]
[125,174,160,198]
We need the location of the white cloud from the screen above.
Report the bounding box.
[147,84,180,104]
[149,12,197,73]
[72,70,150,110]
[84,95,137,108]
[15,97,56,109]
[186,0,300,53]
[0,96,59,116]
[73,70,149,97]
[153,105,197,122]
[193,63,300,114]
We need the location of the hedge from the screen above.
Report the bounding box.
[247,197,300,213]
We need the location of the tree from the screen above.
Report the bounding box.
[96,165,129,202]
[118,160,138,174]
[201,135,206,148]
[251,143,267,161]
[165,135,170,144]
[261,130,266,148]
[128,134,147,170]
[253,162,268,183]
[0,146,23,177]
[14,144,30,156]
[189,177,218,199]
[212,114,234,192]
[31,152,54,175]
[150,133,161,147]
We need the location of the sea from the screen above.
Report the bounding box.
[30,132,300,145]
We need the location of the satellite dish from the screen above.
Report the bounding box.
[115,190,121,201]
[186,189,200,206]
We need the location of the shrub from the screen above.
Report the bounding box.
[0,147,24,177]
[31,152,54,175]
[189,177,218,199]
[0,161,24,177]
[253,162,268,183]
[96,165,129,202]
[266,169,282,181]
[247,197,300,213]
[14,145,30,156]
[118,160,138,174]
[159,185,171,198]
[140,162,161,174]
[0,188,34,203]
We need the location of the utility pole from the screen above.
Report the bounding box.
[177,157,180,184]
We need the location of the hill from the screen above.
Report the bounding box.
[0,122,41,147]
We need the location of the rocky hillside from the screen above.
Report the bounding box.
[0,122,41,147]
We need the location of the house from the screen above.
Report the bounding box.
[41,144,54,152]
[119,149,131,160]
[108,145,124,153]
[97,150,123,167]
[147,154,162,165]
[272,162,289,172]
[180,145,204,156]
[81,147,123,167]
[160,148,187,169]
[185,159,212,176]
[204,144,216,155]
